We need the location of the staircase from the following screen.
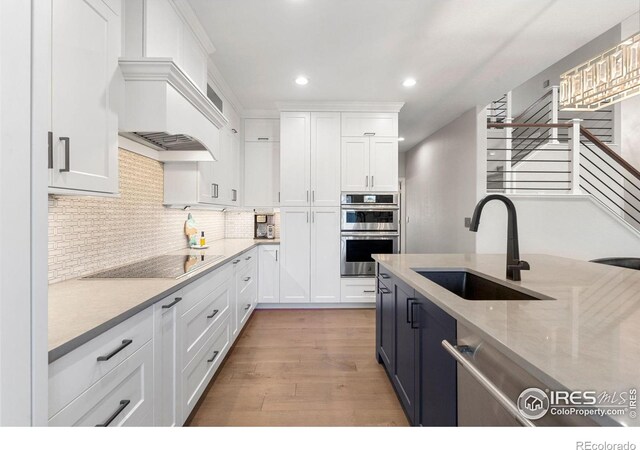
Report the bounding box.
[485,88,640,232]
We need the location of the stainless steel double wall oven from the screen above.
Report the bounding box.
[340,193,399,277]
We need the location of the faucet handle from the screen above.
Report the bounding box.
[508,260,530,271]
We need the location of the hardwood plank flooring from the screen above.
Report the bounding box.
[188,309,408,426]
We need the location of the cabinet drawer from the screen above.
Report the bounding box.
[181,279,232,368]
[180,262,234,313]
[182,318,231,418]
[49,307,153,418]
[237,259,257,295]
[245,118,280,142]
[341,278,377,303]
[49,341,154,427]
[235,247,258,271]
[341,113,398,137]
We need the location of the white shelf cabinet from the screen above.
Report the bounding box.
[258,245,280,303]
[341,137,398,192]
[245,118,280,142]
[244,141,280,208]
[341,112,398,137]
[48,0,121,194]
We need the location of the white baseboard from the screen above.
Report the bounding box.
[256,303,375,310]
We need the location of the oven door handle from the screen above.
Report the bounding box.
[341,205,399,211]
[341,233,399,238]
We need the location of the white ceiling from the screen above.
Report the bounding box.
[188,0,638,151]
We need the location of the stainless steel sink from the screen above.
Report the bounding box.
[416,270,549,301]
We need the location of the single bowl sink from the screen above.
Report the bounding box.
[415,270,548,301]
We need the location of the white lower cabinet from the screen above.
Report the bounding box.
[258,245,280,303]
[340,278,377,303]
[153,293,183,427]
[49,341,154,427]
[280,207,340,303]
[49,247,259,427]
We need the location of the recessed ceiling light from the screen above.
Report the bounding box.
[295,76,309,86]
[398,137,405,142]
[403,78,416,87]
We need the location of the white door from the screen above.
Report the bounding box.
[341,137,370,191]
[197,162,216,204]
[153,295,182,426]
[244,141,279,208]
[258,245,280,303]
[280,112,311,206]
[230,129,241,204]
[311,112,341,207]
[279,208,310,303]
[370,137,399,192]
[50,0,119,194]
[310,208,341,303]
[214,127,233,205]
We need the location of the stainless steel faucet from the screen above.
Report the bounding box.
[469,194,530,281]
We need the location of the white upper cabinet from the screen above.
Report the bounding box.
[49,0,120,194]
[341,137,370,192]
[244,141,280,208]
[280,112,311,207]
[341,113,398,137]
[245,119,280,142]
[310,112,341,207]
[370,138,399,192]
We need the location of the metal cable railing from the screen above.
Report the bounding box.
[486,120,640,230]
[487,94,508,123]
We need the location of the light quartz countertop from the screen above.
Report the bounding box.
[48,238,279,363]
[373,253,640,427]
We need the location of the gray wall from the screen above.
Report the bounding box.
[405,107,483,254]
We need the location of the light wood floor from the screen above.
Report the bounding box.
[188,309,409,426]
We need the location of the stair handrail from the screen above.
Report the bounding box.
[512,89,553,124]
[579,126,640,182]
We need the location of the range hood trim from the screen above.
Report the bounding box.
[119,58,229,130]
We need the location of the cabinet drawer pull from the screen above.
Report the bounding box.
[243,276,251,282]
[378,287,391,294]
[406,298,416,324]
[257,137,269,141]
[379,273,391,279]
[207,350,219,363]
[97,339,133,362]
[232,259,241,264]
[365,175,368,187]
[59,137,70,172]
[95,399,130,427]
[364,132,376,136]
[206,309,219,319]
[244,304,251,311]
[410,302,419,329]
[363,289,376,293]
[245,256,252,260]
[371,175,374,187]
[162,297,182,309]
[48,131,53,169]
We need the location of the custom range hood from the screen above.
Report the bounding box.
[119,58,227,159]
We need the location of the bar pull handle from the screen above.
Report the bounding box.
[371,176,374,187]
[97,339,133,362]
[243,276,251,282]
[306,190,309,202]
[364,132,376,136]
[207,350,219,363]
[306,212,309,223]
[380,273,391,279]
[48,132,53,169]
[162,297,182,309]
[378,287,391,294]
[244,303,251,311]
[95,400,130,427]
[363,289,376,293]
[206,309,219,319]
[410,302,419,329]
[245,256,252,260]
[233,259,241,265]
[441,340,536,427]
[312,190,315,203]
[59,137,70,172]
[258,137,269,141]
[406,298,416,324]
[275,250,278,261]
[365,175,368,188]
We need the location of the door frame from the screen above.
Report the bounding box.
[399,177,407,254]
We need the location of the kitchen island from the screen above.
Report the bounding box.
[373,253,640,427]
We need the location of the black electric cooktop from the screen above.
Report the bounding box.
[84,254,223,279]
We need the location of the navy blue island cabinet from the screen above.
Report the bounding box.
[376,263,458,426]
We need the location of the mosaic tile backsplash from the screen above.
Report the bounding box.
[47,149,276,284]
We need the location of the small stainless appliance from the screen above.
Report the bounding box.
[340,193,399,277]
[255,213,275,239]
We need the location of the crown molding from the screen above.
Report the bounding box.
[170,0,216,55]
[275,101,405,113]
